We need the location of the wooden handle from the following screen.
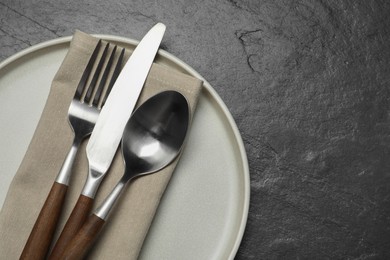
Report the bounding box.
[49,194,94,260]
[59,214,105,260]
[20,182,68,260]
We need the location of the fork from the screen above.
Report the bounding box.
[20,40,125,260]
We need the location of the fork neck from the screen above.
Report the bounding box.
[55,136,83,185]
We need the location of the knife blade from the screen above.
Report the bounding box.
[48,23,166,259]
[84,22,166,197]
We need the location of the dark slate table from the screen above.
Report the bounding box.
[1,0,389,259]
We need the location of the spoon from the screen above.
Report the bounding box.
[60,90,189,259]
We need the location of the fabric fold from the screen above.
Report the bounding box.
[0,30,202,259]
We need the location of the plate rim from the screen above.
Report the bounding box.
[0,34,250,259]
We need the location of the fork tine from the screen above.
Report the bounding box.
[84,42,110,104]
[101,47,125,106]
[74,40,102,100]
[92,45,118,108]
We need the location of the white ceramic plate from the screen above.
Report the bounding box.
[0,35,249,259]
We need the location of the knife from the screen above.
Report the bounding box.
[48,23,166,259]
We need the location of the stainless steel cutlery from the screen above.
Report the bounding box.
[21,22,168,260]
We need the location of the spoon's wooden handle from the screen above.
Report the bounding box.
[49,194,94,260]
[20,182,68,260]
[59,214,105,260]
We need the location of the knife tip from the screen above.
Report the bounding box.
[154,22,166,32]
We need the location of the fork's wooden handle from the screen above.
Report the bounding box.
[20,182,68,260]
[49,194,94,260]
[59,214,105,260]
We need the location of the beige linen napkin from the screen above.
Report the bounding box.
[0,30,202,259]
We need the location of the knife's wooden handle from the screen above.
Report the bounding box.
[59,214,105,260]
[49,194,94,260]
[20,182,68,260]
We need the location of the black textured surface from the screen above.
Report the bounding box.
[1,0,390,259]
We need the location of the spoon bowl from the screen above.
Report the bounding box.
[122,90,189,179]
